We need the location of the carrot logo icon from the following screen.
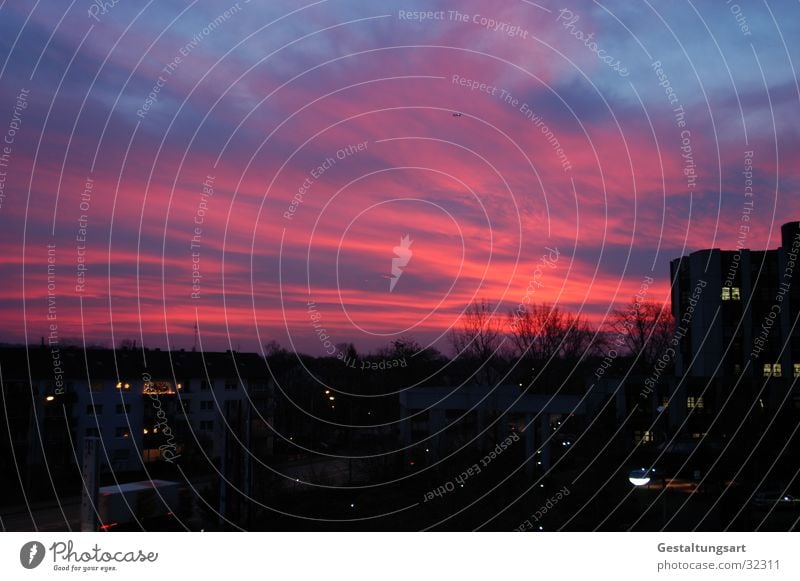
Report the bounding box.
[389,235,413,292]
[19,541,45,569]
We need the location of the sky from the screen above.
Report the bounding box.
[0,0,798,356]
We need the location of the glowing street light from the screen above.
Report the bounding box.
[629,467,667,524]
[628,468,652,487]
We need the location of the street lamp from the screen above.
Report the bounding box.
[629,467,667,526]
[628,468,652,486]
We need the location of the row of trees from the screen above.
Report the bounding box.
[449,299,674,384]
[263,298,674,391]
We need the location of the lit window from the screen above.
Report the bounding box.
[721,287,741,300]
[143,448,162,462]
[773,364,782,378]
[794,364,800,378]
[687,396,705,410]
[763,363,782,377]
[634,430,653,443]
[143,380,176,394]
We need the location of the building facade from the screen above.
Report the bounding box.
[0,347,273,503]
[669,221,800,420]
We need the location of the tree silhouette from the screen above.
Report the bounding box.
[449,299,503,384]
[508,303,596,386]
[610,299,674,371]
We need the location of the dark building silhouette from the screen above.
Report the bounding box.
[0,346,273,520]
[668,221,800,432]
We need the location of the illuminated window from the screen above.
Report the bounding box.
[773,364,782,377]
[686,396,705,410]
[634,430,654,444]
[142,448,160,463]
[721,287,740,301]
[143,380,176,394]
[794,364,800,378]
[763,363,782,377]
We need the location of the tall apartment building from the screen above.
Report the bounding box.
[669,221,800,417]
[0,346,273,503]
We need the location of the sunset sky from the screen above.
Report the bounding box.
[1,0,798,355]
